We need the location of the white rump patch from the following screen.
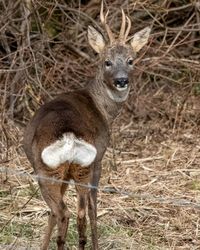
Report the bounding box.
[41,133,97,169]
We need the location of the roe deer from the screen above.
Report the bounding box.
[23,2,151,250]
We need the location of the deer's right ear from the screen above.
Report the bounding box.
[87,26,105,53]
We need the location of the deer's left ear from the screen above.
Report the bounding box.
[88,26,106,53]
[130,27,151,53]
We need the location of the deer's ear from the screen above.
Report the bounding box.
[88,26,106,53]
[130,27,151,53]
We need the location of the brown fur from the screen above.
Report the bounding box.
[24,86,111,250]
[23,7,150,249]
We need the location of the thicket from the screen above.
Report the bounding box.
[0,0,200,126]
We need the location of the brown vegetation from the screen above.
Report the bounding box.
[1,0,200,249]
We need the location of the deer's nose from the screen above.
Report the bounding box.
[114,78,129,88]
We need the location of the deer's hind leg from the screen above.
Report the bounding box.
[72,165,91,250]
[38,167,70,250]
[41,211,57,250]
[88,162,101,250]
[76,186,89,250]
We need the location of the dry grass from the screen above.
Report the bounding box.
[1,0,200,249]
[1,115,200,249]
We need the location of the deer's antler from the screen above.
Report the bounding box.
[100,1,132,44]
[100,1,114,44]
[119,8,126,41]
[124,16,131,41]
[119,9,132,43]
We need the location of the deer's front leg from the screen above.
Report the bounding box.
[88,162,101,250]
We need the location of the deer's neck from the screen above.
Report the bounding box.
[87,74,129,125]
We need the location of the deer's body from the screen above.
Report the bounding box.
[24,86,110,170]
[23,3,151,250]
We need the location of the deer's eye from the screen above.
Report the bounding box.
[105,59,112,67]
[127,58,133,66]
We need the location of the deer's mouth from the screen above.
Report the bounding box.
[114,78,129,91]
[115,83,128,91]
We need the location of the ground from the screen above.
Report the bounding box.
[1,0,200,249]
[1,102,200,250]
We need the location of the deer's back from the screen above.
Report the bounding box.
[23,89,109,168]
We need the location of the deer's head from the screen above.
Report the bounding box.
[88,2,151,99]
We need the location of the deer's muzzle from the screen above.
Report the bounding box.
[114,77,129,90]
